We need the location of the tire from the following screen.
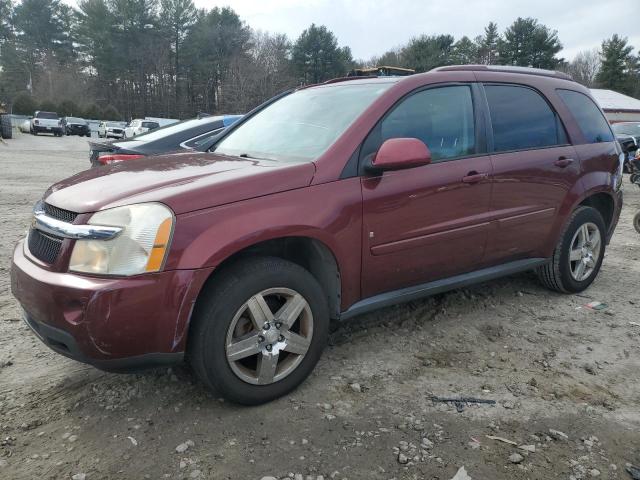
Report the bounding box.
[0,115,12,139]
[188,256,329,405]
[634,211,640,234]
[537,206,606,293]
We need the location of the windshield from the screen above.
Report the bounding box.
[67,117,84,123]
[612,123,640,136]
[107,122,123,127]
[214,82,394,162]
[131,117,221,142]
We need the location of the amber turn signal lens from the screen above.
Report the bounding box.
[146,218,173,272]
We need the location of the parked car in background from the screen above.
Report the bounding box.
[612,122,640,172]
[19,119,31,133]
[30,111,63,136]
[62,117,91,137]
[90,115,241,166]
[11,66,623,405]
[124,119,160,138]
[144,116,179,127]
[612,121,640,140]
[98,121,127,139]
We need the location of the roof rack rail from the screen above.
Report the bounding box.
[431,64,573,81]
[322,76,376,85]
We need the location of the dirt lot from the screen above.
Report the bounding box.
[0,132,639,480]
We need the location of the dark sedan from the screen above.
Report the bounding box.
[89,114,242,167]
[63,117,91,137]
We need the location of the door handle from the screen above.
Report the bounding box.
[462,172,488,184]
[554,157,574,168]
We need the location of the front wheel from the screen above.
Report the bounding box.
[188,257,329,405]
[634,211,640,234]
[537,206,606,293]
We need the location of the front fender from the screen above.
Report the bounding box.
[166,178,363,310]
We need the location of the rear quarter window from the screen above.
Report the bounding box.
[556,89,614,144]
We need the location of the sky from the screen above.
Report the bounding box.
[188,0,640,61]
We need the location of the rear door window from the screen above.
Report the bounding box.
[556,89,614,143]
[367,85,476,162]
[484,84,567,152]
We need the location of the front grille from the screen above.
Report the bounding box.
[44,203,78,223]
[28,229,63,264]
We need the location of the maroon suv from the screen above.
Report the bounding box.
[11,65,623,404]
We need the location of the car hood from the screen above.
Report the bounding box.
[44,152,316,215]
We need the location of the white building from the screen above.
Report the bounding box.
[590,88,640,123]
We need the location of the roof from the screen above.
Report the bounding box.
[590,89,640,112]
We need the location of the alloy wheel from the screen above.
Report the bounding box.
[569,222,601,281]
[225,287,313,385]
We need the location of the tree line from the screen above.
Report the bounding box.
[0,0,638,121]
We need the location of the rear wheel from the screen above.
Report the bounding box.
[188,257,329,405]
[537,206,606,293]
[634,211,640,234]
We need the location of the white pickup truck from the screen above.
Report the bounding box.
[30,111,63,136]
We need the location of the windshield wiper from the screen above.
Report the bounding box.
[238,153,269,160]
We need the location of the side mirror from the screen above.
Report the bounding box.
[371,138,432,171]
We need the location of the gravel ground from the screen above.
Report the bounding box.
[1,133,639,480]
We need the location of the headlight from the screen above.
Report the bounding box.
[69,203,174,276]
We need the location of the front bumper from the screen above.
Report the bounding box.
[67,126,89,135]
[33,125,61,134]
[11,240,213,371]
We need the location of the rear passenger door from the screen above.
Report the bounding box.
[481,83,580,264]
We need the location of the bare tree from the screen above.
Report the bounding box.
[221,30,295,113]
[565,49,600,87]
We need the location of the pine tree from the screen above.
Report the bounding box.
[596,35,635,94]
[478,22,499,65]
[498,17,562,69]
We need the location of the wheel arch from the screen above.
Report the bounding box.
[577,191,615,232]
[195,236,342,320]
